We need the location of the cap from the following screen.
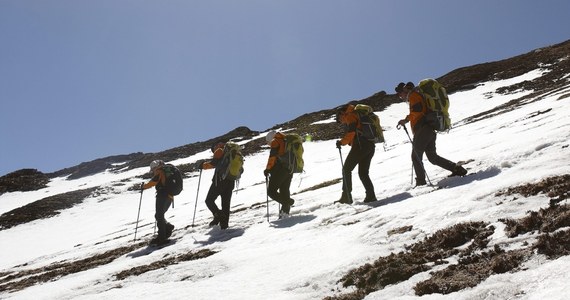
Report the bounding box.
[149,160,164,173]
[395,82,406,93]
[265,130,277,143]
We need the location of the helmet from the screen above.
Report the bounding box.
[149,160,164,173]
[265,130,277,144]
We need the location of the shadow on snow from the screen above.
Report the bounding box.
[194,227,245,246]
[270,214,317,228]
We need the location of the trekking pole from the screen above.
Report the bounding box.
[265,175,270,222]
[398,124,432,186]
[134,186,144,242]
[338,146,352,203]
[191,169,203,227]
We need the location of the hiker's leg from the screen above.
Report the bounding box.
[412,127,431,182]
[204,183,222,215]
[425,133,456,171]
[358,142,376,197]
[267,164,287,203]
[219,179,235,228]
[278,172,293,214]
[155,191,171,240]
[342,146,360,195]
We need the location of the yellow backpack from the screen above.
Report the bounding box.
[218,142,244,180]
[417,79,451,131]
[354,104,385,143]
[280,133,304,174]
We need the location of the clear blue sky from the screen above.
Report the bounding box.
[1,0,569,176]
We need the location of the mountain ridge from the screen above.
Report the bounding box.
[1,39,568,186]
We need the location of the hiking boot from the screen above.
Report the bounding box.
[450,165,468,177]
[149,236,168,246]
[218,212,229,230]
[415,178,427,187]
[279,207,289,220]
[209,212,221,227]
[165,223,175,238]
[278,211,290,219]
[335,193,353,204]
[363,195,377,203]
[281,204,291,214]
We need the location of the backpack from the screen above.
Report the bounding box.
[417,79,451,131]
[217,142,244,180]
[163,164,183,196]
[280,133,304,173]
[354,104,385,143]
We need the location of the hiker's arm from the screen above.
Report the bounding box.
[202,147,224,170]
[339,113,357,145]
[142,174,160,189]
[265,139,280,170]
[407,92,425,125]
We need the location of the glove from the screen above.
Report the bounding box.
[198,162,204,170]
[140,182,145,190]
[263,169,270,177]
[398,119,407,127]
[336,140,342,149]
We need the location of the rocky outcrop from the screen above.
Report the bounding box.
[0,169,49,195]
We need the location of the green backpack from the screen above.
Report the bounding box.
[354,104,385,143]
[163,164,183,196]
[417,79,451,131]
[217,142,244,180]
[280,133,304,174]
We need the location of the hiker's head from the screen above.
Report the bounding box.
[211,141,225,153]
[335,102,356,123]
[149,160,164,174]
[395,82,415,99]
[265,130,277,145]
[335,105,347,123]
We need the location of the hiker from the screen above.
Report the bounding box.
[200,141,238,229]
[264,130,295,217]
[141,160,175,245]
[335,103,377,204]
[395,81,467,186]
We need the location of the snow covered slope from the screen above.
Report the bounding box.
[1,68,569,299]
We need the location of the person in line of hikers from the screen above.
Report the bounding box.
[200,141,236,230]
[264,130,295,217]
[141,160,175,245]
[395,82,467,186]
[335,102,377,204]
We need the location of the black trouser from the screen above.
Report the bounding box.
[205,177,235,221]
[267,162,293,213]
[412,125,456,181]
[155,190,172,240]
[342,138,376,198]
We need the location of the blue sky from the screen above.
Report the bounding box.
[1,0,569,176]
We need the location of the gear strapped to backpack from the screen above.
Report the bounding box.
[417,79,451,132]
[217,142,244,180]
[354,104,385,143]
[163,164,183,196]
[279,133,304,174]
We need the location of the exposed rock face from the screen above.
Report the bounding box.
[47,152,146,180]
[0,169,49,195]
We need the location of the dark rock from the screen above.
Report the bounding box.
[0,169,49,195]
